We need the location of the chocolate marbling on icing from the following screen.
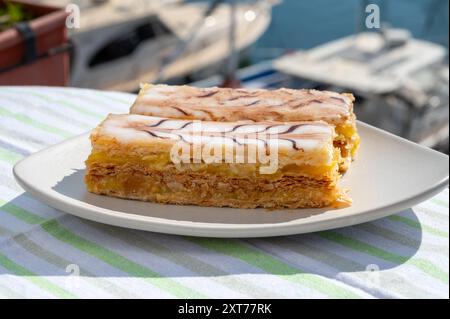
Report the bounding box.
[98,114,334,152]
[130,84,354,124]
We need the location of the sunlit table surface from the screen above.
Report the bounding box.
[0,86,448,298]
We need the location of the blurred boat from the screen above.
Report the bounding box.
[37,0,273,91]
[192,28,449,152]
[273,29,449,151]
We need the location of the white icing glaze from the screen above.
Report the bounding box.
[131,84,354,124]
[98,114,334,153]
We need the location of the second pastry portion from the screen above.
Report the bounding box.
[130,84,359,171]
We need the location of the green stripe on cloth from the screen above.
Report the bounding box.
[320,231,449,284]
[95,223,280,298]
[0,253,77,298]
[388,215,449,238]
[269,237,439,298]
[13,233,139,299]
[357,223,421,249]
[431,198,449,208]
[0,197,202,298]
[41,220,204,298]
[0,91,93,130]
[413,206,449,223]
[0,200,47,225]
[0,147,22,165]
[8,89,105,119]
[0,106,72,138]
[189,238,361,298]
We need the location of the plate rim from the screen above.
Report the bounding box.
[12,121,450,238]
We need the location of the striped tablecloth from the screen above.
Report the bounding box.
[0,86,448,299]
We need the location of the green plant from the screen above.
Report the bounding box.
[0,1,34,32]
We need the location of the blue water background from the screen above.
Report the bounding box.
[250,0,449,61]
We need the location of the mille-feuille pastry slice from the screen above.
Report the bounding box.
[130,84,360,171]
[85,114,350,209]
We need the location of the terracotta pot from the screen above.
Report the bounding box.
[0,0,69,86]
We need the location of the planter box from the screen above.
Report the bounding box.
[0,0,69,86]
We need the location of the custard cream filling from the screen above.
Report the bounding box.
[86,150,340,180]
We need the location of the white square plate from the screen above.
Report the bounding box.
[13,122,449,238]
